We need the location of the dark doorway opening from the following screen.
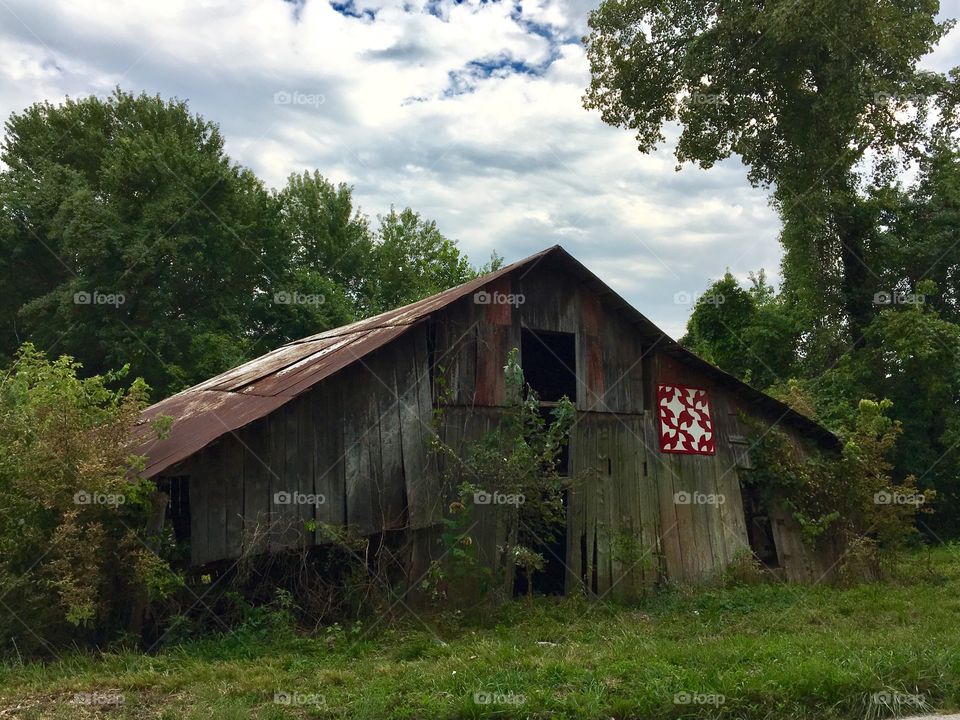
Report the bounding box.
[521,329,577,402]
[157,476,191,565]
[741,485,780,568]
[157,476,191,544]
[513,489,569,597]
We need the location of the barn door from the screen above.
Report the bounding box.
[565,414,661,599]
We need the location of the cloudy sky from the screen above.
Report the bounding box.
[2,0,958,337]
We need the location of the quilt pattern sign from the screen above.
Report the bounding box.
[657,384,716,455]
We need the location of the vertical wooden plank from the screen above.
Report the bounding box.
[243,417,271,555]
[657,452,687,582]
[269,406,288,550]
[578,421,595,595]
[378,344,407,530]
[188,451,210,566]
[712,392,750,567]
[399,334,429,529]
[769,505,816,582]
[606,420,625,600]
[415,327,443,527]
[223,436,244,560]
[628,330,647,412]
[594,420,612,596]
[313,380,346,541]
[206,444,227,563]
[282,400,302,548]
[616,417,646,597]
[361,358,385,533]
[482,275,514,326]
[636,415,661,587]
[449,306,478,405]
[565,424,582,595]
[344,365,375,536]
[474,323,507,407]
[579,287,605,412]
[690,454,720,579]
[295,396,314,545]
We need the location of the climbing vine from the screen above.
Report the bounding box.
[426,348,576,601]
[745,397,934,571]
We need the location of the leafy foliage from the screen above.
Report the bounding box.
[745,397,933,572]
[0,344,175,655]
[0,91,290,397]
[682,270,799,389]
[0,91,481,399]
[362,207,476,315]
[584,0,954,338]
[429,348,575,602]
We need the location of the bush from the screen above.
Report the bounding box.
[0,344,174,656]
[428,348,575,603]
[745,396,934,577]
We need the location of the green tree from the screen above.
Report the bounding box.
[682,271,799,390]
[362,207,475,315]
[0,90,484,401]
[0,90,290,397]
[0,345,175,654]
[584,0,955,343]
[275,170,372,303]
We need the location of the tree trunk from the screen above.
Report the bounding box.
[835,194,875,347]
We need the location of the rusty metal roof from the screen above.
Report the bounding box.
[134,245,838,477]
[132,248,554,477]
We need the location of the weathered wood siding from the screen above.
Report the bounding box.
[177,326,439,567]
[566,413,661,599]
[173,260,828,594]
[644,353,751,582]
[429,265,644,413]
[647,352,825,583]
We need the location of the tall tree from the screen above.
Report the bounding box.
[0,91,292,396]
[681,270,799,390]
[0,92,363,397]
[275,170,372,302]
[362,207,474,315]
[583,0,956,344]
[1,91,482,399]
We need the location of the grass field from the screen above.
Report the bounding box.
[2,546,959,719]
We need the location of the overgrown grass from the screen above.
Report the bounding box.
[2,545,959,719]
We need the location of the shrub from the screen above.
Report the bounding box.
[429,348,575,603]
[0,344,174,655]
[745,397,934,577]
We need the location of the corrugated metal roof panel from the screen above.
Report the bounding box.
[133,248,556,477]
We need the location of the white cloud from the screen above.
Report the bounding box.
[0,0,957,341]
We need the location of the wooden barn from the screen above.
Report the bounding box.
[133,245,840,600]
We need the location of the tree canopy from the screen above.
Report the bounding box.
[0,91,481,399]
[584,0,956,341]
[587,1,960,536]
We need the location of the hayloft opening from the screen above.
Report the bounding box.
[521,329,577,402]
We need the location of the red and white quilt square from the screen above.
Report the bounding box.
[657,384,716,455]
